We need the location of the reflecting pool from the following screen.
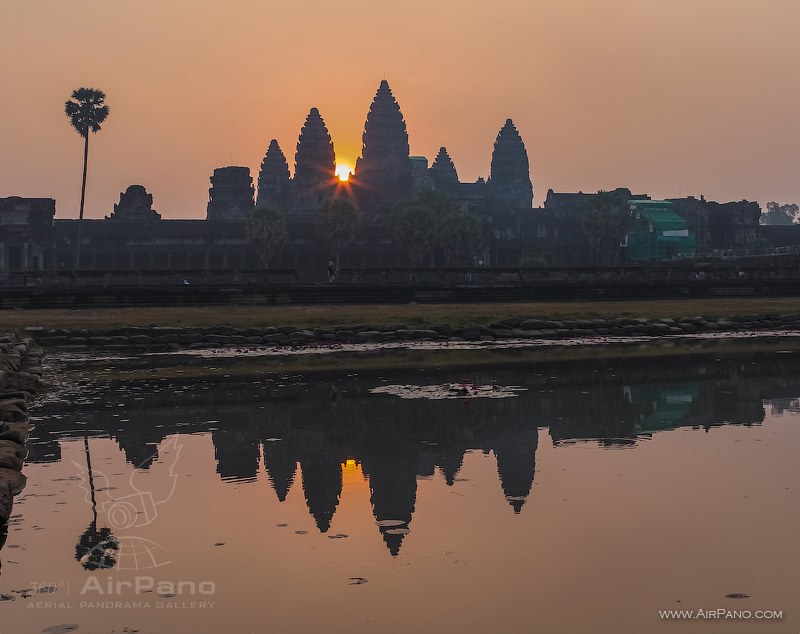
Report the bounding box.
[2,350,799,633]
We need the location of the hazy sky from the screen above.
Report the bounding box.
[2,0,799,218]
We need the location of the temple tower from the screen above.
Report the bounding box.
[488,119,533,209]
[256,139,291,210]
[206,166,255,221]
[354,80,413,207]
[429,147,459,192]
[494,426,538,514]
[293,108,336,207]
[107,185,161,221]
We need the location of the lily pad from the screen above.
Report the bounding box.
[370,383,526,400]
[41,626,80,634]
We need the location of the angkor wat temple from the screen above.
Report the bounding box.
[253,81,533,217]
[0,80,770,273]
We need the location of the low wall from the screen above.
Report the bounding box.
[5,277,800,309]
[0,334,42,532]
[24,312,800,353]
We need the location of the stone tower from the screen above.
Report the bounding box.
[429,147,459,192]
[354,80,413,208]
[293,108,336,207]
[206,166,255,221]
[107,185,161,221]
[256,139,291,210]
[488,119,533,209]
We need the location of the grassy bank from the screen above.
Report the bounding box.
[6,297,800,335]
[49,333,800,382]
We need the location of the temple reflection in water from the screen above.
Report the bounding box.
[27,350,800,556]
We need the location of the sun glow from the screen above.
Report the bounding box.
[335,164,353,182]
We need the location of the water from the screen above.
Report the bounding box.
[2,349,799,633]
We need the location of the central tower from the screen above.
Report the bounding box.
[354,80,413,209]
[294,107,336,207]
[488,119,533,209]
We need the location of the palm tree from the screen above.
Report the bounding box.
[65,88,110,270]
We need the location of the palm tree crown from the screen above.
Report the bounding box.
[65,88,109,138]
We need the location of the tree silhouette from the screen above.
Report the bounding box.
[392,190,485,267]
[316,197,360,268]
[581,190,632,265]
[75,434,118,570]
[391,195,438,266]
[65,87,110,271]
[760,201,799,226]
[247,206,288,267]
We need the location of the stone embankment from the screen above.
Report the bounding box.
[0,333,42,544]
[24,313,800,352]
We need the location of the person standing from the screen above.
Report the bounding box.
[327,260,336,283]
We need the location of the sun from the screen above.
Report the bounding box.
[335,164,353,182]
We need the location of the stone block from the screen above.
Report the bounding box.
[522,330,543,338]
[0,402,26,422]
[207,326,241,336]
[0,440,26,471]
[152,327,184,336]
[0,467,26,495]
[356,331,383,341]
[0,479,12,523]
[122,327,151,336]
[412,330,439,339]
[39,337,67,346]
[287,330,315,341]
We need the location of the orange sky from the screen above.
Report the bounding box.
[2,0,799,218]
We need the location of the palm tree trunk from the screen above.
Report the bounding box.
[74,133,89,272]
[84,433,97,525]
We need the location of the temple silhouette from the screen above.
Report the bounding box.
[6,80,768,272]
[250,80,533,217]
